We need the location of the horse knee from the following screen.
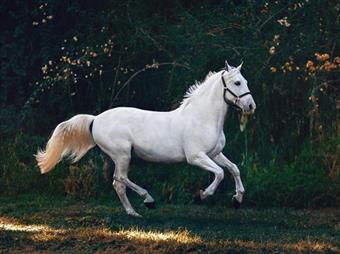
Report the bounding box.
[140,189,148,198]
[216,170,224,181]
[231,164,240,177]
[113,181,125,195]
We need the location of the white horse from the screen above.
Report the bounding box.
[36,61,256,217]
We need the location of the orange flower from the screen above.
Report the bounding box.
[306,60,314,68]
[321,61,337,71]
[315,53,330,61]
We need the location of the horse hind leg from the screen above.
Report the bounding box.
[112,153,156,216]
[120,177,156,209]
[112,178,141,217]
[98,141,140,216]
[99,138,155,215]
[112,156,141,217]
[113,154,156,210]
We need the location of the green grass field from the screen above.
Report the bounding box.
[0,195,339,253]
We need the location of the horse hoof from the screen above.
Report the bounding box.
[193,191,202,204]
[199,189,206,200]
[128,211,142,217]
[232,197,241,209]
[144,201,156,209]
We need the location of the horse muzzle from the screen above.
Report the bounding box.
[242,96,256,114]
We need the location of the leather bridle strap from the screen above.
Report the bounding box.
[221,70,251,108]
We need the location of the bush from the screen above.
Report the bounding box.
[246,138,340,208]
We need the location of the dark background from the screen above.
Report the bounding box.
[0,0,339,208]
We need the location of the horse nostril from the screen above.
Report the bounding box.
[249,104,253,110]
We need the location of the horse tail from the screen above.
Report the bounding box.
[35,114,96,174]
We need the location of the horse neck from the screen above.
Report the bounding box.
[184,72,228,130]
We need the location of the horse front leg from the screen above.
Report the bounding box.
[187,152,224,200]
[213,153,245,208]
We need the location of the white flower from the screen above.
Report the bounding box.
[277,17,291,27]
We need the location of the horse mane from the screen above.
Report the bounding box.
[180,71,216,106]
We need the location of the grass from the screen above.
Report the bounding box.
[0,194,339,253]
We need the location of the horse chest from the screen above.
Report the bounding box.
[207,133,225,158]
[184,126,225,157]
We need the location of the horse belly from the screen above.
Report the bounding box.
[134,148,184,163]
[132,132,185,163]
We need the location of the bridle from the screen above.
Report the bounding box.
[221,70,251,110]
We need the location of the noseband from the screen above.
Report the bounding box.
[221,70,251,109]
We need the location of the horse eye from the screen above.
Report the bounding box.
[234,81,241,86]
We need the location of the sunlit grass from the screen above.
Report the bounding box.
[115,228,202,244]
[0,217,50,232]
[0,216,201,244]
[1,215,336,253]
[0,216,66,241]
[0,196,339,253]
[209,239,336,252]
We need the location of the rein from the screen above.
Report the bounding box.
[221,70,251,110]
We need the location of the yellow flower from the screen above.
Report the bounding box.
[270,67,277,73]
[277,17,291,27]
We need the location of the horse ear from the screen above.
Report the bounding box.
[236,61,243,71]
[225,60,232,71]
